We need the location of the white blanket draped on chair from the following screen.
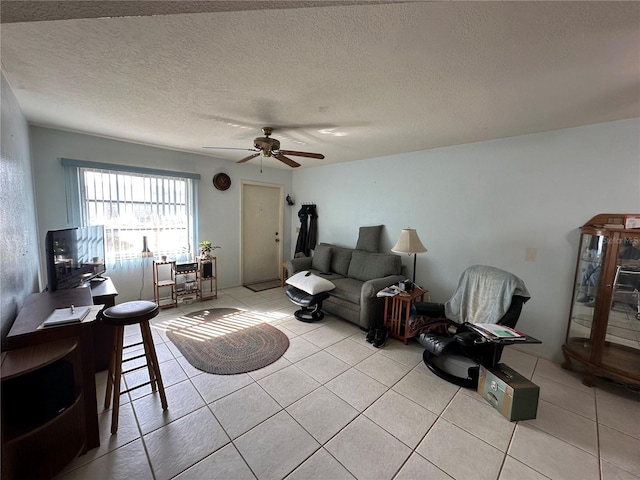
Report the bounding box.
[444,265,531,325]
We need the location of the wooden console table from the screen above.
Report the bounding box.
[5,287,103,478]
[384,287,427,344]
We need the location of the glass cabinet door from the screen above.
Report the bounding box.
[601,233,640,370]
[566,233,606,355]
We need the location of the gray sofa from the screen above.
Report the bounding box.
[286,243,405,330]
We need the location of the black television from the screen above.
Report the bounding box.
[45,226,106,291]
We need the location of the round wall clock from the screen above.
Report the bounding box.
[213,173,231,191]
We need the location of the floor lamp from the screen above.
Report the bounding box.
[391,228,427,285]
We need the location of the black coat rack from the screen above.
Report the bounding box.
[295,203,318,256]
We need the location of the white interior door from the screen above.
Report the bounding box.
[241,182,283,285]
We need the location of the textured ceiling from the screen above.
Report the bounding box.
[1,1,639,169]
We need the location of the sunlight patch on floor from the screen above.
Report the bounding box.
[154,308,290,342]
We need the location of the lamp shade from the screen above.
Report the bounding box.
[391,229,427,254]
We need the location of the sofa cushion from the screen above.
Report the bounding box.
[356,225,383,253]
[311,244,332,273]
[286,271,336,295]
[330,278,364,305]
[321,243,353,277]
[347,250,402,282]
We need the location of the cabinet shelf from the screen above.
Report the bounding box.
[1,337,85,480]
[3,392,84,444]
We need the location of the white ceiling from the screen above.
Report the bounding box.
[1,1,639,169]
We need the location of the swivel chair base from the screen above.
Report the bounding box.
[295,306,325,322]
[423,350,479,389]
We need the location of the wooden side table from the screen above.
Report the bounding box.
[384,287,427,344]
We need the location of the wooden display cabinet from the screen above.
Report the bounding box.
[562,213,640,387]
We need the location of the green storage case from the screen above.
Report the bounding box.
[478,363,539,421]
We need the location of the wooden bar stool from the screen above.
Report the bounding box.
[102,300,168,434]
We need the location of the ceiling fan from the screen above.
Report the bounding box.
[204,127,325,168]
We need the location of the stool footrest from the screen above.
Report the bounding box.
[122,352,147,364]
[285,287,330,306]
[286,286,330,323]
[122,363,153,376]
[121,380,155,395]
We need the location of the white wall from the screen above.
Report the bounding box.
[290,118,640,362]
[0,72,40,346]
[30,127,293,302]
[25,119,640,361]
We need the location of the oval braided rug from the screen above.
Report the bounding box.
[165,308,289,375]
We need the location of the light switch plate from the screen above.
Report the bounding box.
[525,248,538,262]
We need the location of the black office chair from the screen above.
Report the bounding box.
[415,265,531,388]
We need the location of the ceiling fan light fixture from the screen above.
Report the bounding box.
[204,127,325,168]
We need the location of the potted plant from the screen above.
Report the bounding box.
[199,241,220,260]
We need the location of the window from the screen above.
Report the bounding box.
[62,159,199,265]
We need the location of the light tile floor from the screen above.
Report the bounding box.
[58,287,640,480]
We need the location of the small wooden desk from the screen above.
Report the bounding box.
[6,288,101,453]
[384,287,427,344]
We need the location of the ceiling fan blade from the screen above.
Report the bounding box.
[278,150,325,159]
[274,153,301,168]
[237,153,261,163]
[203,146,258,151]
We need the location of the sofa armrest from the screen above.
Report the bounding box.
[359,274,405,329]
[286,257,313,277]
[361,275,406,299]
